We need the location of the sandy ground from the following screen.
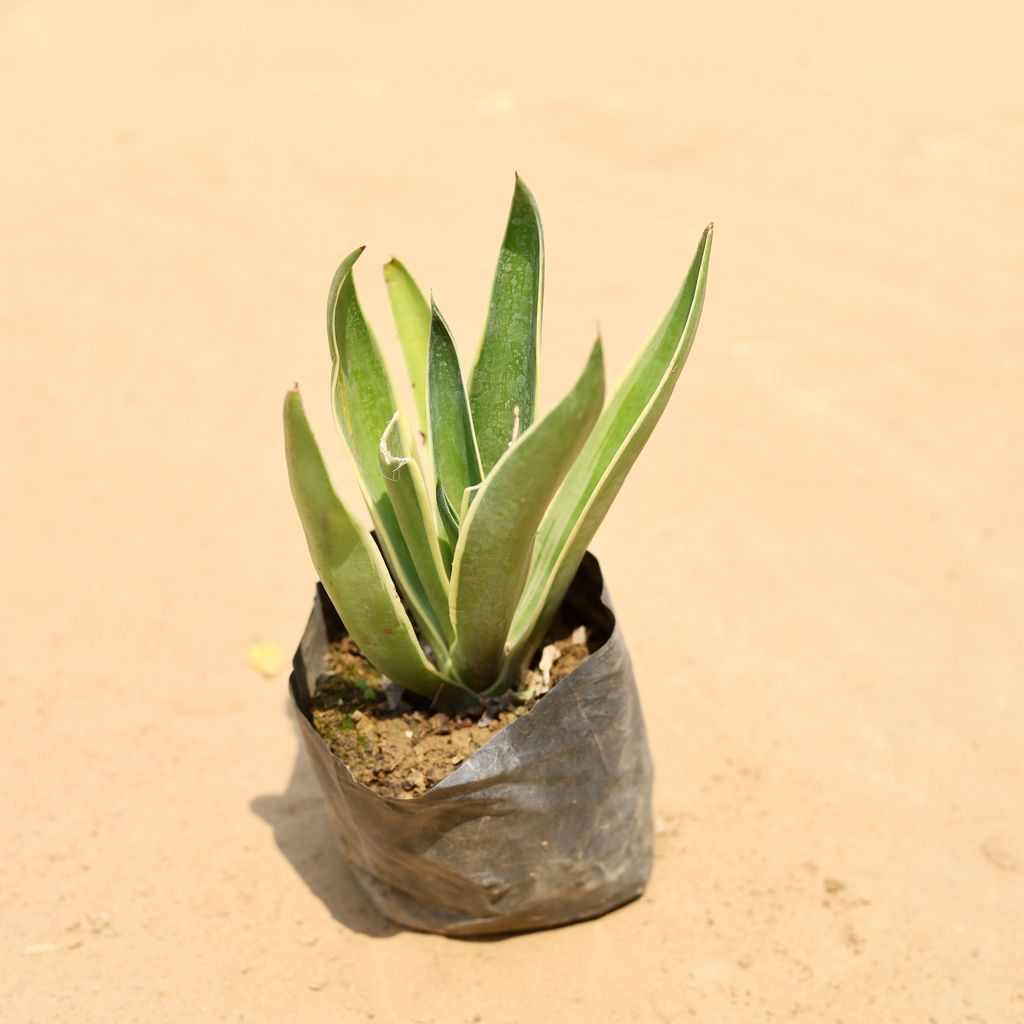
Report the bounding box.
[3,1,1023,1020]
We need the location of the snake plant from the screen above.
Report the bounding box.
[285,178,712,703]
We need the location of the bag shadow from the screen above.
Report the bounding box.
[250,711,401,939]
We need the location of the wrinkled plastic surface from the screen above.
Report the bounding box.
[288,553,654,936]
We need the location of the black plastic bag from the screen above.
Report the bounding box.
[288,553,654,936]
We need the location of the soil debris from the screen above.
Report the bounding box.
[311,624,592,799]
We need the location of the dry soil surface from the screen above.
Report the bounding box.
[3,2,1023,1022]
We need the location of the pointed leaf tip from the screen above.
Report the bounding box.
[383,257,432,434]
[468,176,545,473]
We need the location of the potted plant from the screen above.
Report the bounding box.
[284,177,712,936]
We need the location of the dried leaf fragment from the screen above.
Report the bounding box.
[247,640,285,678]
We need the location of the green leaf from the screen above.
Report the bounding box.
[428,300,483,510]
[327,248,447,656]
[383,258,431,435]
[450,339,605,689]
[378,413,454,652]
[435,479,460,573]
[283,389,462,700]
[468,176,544,474]
[506,226,713,670]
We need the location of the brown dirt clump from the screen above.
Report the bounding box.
[310,627,592,799]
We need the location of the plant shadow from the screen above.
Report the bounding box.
[250,716,400,938]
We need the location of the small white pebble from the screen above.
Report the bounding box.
[404,729,413,739]
[538,644,559,687]
[22,943,60,955]
[308,978,327,991]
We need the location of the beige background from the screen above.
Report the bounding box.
[3,1,1023,1021]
